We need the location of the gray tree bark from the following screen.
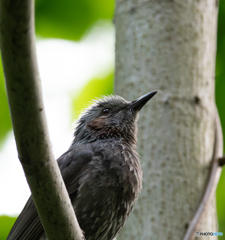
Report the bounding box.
[0,0,83,239]
[114,0,221,239]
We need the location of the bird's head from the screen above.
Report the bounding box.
[72,91,157,146]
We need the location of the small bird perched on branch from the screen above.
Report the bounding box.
[7,91,157,240]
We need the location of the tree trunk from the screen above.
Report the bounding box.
[114,1,220,239]
[0,0,83,239]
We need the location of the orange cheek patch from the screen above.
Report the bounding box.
[87,116,106,130]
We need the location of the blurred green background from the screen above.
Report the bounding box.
[0,0,225,239]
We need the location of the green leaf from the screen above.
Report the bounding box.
[35,0,114,41]
[0,57,12,145]
[0,215,17,240]
[216,0,225,235]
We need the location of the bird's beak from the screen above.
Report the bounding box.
[130,90,157,112]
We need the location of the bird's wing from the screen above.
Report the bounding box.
[6,197,44,240]
[58,145,94,197]
[7,144,94,240]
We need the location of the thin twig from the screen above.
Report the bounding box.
[0,0,84,239]
[183,108,223,240]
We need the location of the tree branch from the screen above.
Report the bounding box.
[0,0,84,239]
[183,107,223,240]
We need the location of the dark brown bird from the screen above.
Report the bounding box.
[7,91,157,240]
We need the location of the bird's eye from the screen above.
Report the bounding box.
[101,108,111,115]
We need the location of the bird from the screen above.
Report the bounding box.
[7,90,157,240]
